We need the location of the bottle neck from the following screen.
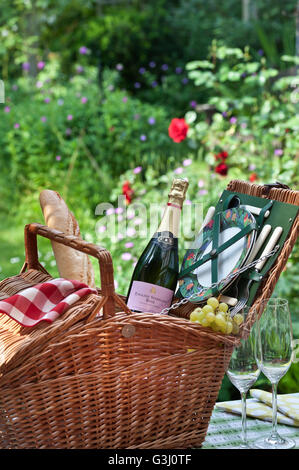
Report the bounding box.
[156,202,181,238]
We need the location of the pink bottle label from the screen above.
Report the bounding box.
[127,281,174,314]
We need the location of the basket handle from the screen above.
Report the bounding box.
[22,223,131,319]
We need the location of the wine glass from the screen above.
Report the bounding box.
[254,298,295,449]
[226,306,260,449]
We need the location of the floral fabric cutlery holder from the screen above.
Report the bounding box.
[208,189,299,308]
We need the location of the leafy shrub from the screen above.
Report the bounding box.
[1,61,189,217]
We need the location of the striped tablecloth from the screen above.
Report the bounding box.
[202,407,299,449]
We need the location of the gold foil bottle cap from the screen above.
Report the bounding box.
[168,178,189,207]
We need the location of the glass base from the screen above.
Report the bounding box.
[254,434,296,450]
[239,442,252,449]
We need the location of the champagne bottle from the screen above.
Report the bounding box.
[126,178,189,314]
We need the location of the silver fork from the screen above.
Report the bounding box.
[230,226,283,317]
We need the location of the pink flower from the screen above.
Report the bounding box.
[122,96,128,103]
[125,242,134,248]
[183,158,192,167]
[4,106,10,113]
[44,97,50,103]
[14,123,20,129]
[115,207,124,214]
[81,96,88,103]
[174,167,183,174]
[98,225,107,233]
[133,166,142,174]
[37,61,45,70]
[199,189,208,195]
[67,114,73,121]
[127,227,136,237]
[230,116,237,124]
[22,62,30,71]
[133,218,142,226]
[127,209,135,220]
[76,65,84,73]
[121,252,132,261]
[198,179,205,188]
[106,208,115,216]
[36,81,43,89]
[79,46,88,55]
[40,116,47,122]
[56,155,61,161]
[185,199,192,205]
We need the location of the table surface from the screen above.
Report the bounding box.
[202,407,299,449]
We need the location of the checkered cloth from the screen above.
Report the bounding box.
[0,278,97,327]
[202,407,299,449]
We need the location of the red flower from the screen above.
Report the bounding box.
[168,118,189,143]
[122,181,134,205]
[220,151,228,159]
[215,162,228,176]
[214,151,229,161]
[249,172,258,182]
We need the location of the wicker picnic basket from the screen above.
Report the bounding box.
[0,180,298,449]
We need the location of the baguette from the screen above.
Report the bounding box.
[39,190,95,288]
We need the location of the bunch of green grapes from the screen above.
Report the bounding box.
[189,297,244,335]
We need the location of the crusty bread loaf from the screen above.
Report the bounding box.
[39,190,95,288]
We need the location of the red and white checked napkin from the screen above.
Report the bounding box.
[0,278,97,327]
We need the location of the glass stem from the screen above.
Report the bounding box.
[241,391,247,446]
[270,382,278,439]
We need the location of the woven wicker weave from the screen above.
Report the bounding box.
[0,180,297,449]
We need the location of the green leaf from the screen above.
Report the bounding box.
[227,71,241,81]
[281,55,299,65]
[188,70,215,87]
[216,46,244,60]
[186,60,214,70]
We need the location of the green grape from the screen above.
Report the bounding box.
[232,322,239,335]
[207,297,219,310]
[218,302,229,313]
[220,322,228,334]
[210,322,221,332]
[190,309,204,322]
[215,313,226,329]
[233,313,244,326]
[202,304,214,315]
[200,317,209,327]
[206,311,216,324]
[225,321,233,334]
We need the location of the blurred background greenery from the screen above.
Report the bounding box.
[0,0,298,400]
